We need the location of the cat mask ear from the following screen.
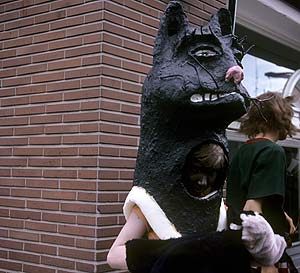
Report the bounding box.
[153,1,189,63]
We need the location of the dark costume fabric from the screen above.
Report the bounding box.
[126,230,251,273]
[226,138,289,235]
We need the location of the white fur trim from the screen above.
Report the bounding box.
[123,186,182,239]
[216,198,228,231]
[123,186,227,238]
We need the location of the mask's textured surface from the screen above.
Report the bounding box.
[133,1,249,235]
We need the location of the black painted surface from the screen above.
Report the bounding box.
[133,1,250,235]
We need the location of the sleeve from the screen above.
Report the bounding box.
[247,146,286,200]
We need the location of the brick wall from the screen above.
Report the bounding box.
[0,0,227,272]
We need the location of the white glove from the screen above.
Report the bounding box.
[240,212,287,266]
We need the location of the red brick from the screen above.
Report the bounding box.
[121,125,140,136]
[0,238,23,250]
[81,77,101,88]
[42,191,76,201]
[20,3,50,17]
[47,80,80,92]
[49,37,82,50]
[50,16,85,30]
[43,169,77,179]
[41,256,75,270]
[16,84,46,95]
[2,76,31,87]
[13,148,43,156]
[32,50,64,63]
[11,188,41,198]
[0,198,25,208]
[104,1,141,21]
[9,250,40,263]
[32,71,64,83]
[99,170,119,180]
[26,179,58,188]
[101,88,140,103]
[19,23,50,36]
[45,124,79,134]
[82,55,101,66]
[0,68,16,78]
[61,203,96,213]
[41,234,75,247]
[10,209,41,221]
[67,1,103,16]
[5,17,34,31]
[65,67,101,79]
[0,48,17,59]
[99,123,120,134]
[0,128,13,135]
[10,230,39,242]
[1,96,30,107]
[0,137,28,146]
[64,88,100,100]
[33,30,65,43]
[77,192,97,203]
[0,87,15,97]
[0,177,25,187]
[25,220,57,232]
[83,32,102,45]
[29,136,61,145]
[60,180,96,191]
[98,216,118,226]
[23,264,55,273]
[78,169,97,179]
[102,43,140,62]
[120,170,134,180]
[30,115,62,124]
[0,260,22,272]
[14,126,45,136]
[59,247,94,261]
[51,0,83,10]
[42,212,76,223]
[79,122,99,132]
[65,44,101,58]
[63,135,98,144]
[0,188,9,196]
[48,58,81,70]
[12,168,42,177]
[44,147,78,156]
[35,243,65,259]
[28,158,60,167]
[102,33,122,47]
[58,225,95,237]
[0,218,24,229]
[62,158,97,167]
[1,10,19,22]
[30,93,63,104]
[103,21,140,41]
[99,182,132,191]
[17,63,47,75]
[98,204,123,214]
[76,261,95,272]
[100,111,139,125]
[27,200,59,211]
[0,148,12,155]
[17,43,48,56]
[100,134,138,146]
[15,105,45,115]
[35,10,66,24]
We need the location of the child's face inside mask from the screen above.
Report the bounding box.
[187,167,218,198]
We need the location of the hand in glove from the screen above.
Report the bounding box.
[240,212,287,266]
